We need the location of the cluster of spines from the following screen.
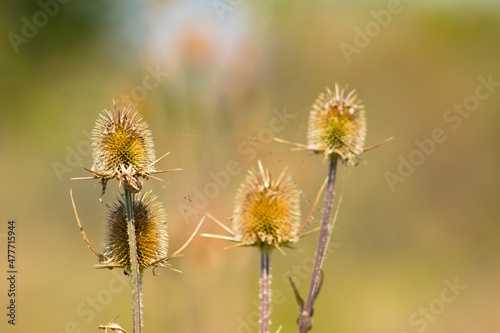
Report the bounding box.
[90,104,157,193]
[233,162,301,249]
[307,84,366,163]
[102,192,169,270]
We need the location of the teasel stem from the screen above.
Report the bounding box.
[298,155,338,333]
[124,189,143,333]
[260,248,272,333]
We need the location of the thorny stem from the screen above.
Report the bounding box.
[260,248,272,333]
[298,156,338,333]
[125,189,143,333]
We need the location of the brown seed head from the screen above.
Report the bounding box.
[91,103,156,193]
[307,84,366,163]
[102,192,168,270]
[233,161,301,249]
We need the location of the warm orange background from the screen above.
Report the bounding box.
[1,1,499,332]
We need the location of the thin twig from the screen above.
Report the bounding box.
[97,316,127,332]
[296,177,328,237]
[200,233,237,242]
[70,189,106,262]
[363,136,393,152]
[297,155,338,332]
[205,212,238,237]
[151,216,206,266]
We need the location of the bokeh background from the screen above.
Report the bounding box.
[1,0,500,332]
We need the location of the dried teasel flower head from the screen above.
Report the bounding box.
[233,161,301,250]
[88,102,157,194]
[102,191,168,270]
[307,84,367,163]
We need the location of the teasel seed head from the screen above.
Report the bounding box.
[233,161,301,250]
[307,84,366,163]
[102,191,168,270]
[90,102,156,193]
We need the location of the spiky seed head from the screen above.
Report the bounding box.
[91,103,156,193]
[307,84,366,163]
[102,192,168,270]
[233,162,301,249]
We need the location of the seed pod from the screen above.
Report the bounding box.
[102,192,168,270]
[233,161,301,249]
[91,103,156,193]
[307,84,366,163]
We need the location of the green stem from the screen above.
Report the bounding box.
[260,249,272,333]
[298,155,338,332]
[124,189,143,333]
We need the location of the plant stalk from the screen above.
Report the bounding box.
[124,189,143,333]
[260,248,272,333]
[298,155,338,332]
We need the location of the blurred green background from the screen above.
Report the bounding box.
[1,0,500,332]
